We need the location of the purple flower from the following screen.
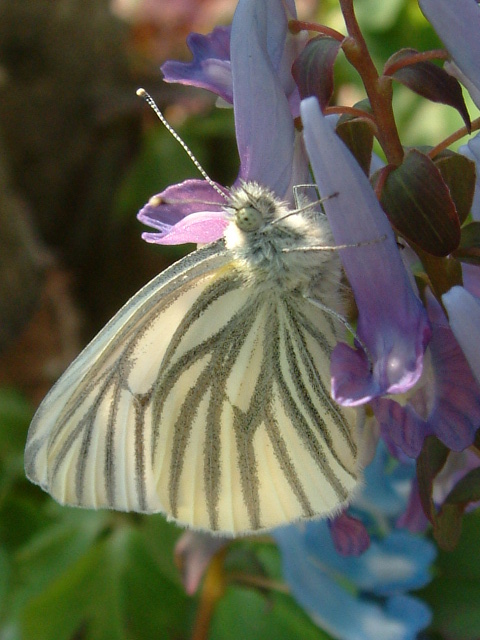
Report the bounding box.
[459,135,480,299]
[230,0,297,193]
[139,0,309,244]
[400,449,480,534]
[161,1,304,116]
[372,291,480,457]
[329,512,370,556]
[300,97,431,404]
[138,180,229,244]
[443,285,480,386]
[162,27,233,103]
[419,0,480,109]
[459,134,480,222]
[397,478,429,533]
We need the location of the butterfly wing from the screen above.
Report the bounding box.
[25,240,231,512]
[171,292,361,533]
[25,239,361,534]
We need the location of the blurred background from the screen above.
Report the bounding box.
[0,1,478,638]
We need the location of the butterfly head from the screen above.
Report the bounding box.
[235,203,264,232]
[228,181,282,234]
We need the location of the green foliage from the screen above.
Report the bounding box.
[380,149,461,257]
[420,510,480,640]
[0,388,193,640]
[210,587,330,640]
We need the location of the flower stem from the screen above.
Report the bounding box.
[384,49,449,76]
[339,0,404,165]
[191,548,227,640]
[429,116,480,158]
[289,19,345,42]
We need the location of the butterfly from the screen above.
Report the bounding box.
[24,180,363,535]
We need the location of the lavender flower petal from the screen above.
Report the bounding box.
[137,179,229,244]
[459,133,480,221]
[301,97,431,403]
[230,0,296,195]
[161,27,233,103]
[419,0,480,108]
[443,285,480,384]
[374,293,480,457]
[329,512,370,556]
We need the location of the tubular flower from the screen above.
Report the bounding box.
[419,0,480,109]
[443,286,480,387]
[138,0,309,244]
[300,97,431,404]
[372,291,480,457]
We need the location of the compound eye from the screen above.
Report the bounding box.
[235,205,263,232]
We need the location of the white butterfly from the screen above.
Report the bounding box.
[24,180,363,535]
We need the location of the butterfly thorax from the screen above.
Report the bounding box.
[223,181,339,293]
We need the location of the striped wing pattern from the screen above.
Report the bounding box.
[25,241,360,534]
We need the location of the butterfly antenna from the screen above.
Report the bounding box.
[270,192,339,226]
[136,88,229,201]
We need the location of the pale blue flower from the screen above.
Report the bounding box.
[273,444,435,640]
[419,0,480,109]
[459,134,480,222]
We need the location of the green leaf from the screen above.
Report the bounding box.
[123,527,192,639]
[420,511,480,640]
[386,48,471,130]
[416,250,463,299]
[0,496,53,551]
[0,387,33,453]
[210,586,330,640]
[21,536,117,640]
[292,36,341,109]
[19,525,191,640]
[435,152,476,225]
[454,221,480,265]
[16,509,109,593]
[380,149,461,256]
[139,514,185,587]
[432,467,480,551]
[336,103,374,176]
[446,467,480,505]
[0,388,34,505]
[0,545,11,618]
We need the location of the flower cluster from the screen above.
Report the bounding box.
[138,0,480,636]
[273,443,436,640]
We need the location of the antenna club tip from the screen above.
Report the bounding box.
[136,88,147,97]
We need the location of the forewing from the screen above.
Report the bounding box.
[24,240,233,512]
